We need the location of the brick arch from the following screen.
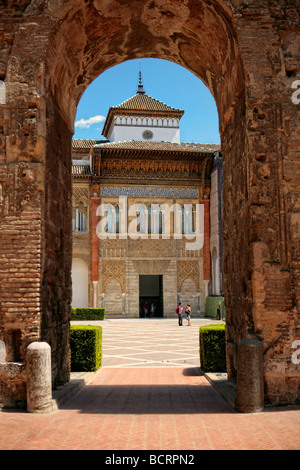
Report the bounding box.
[44,0,243,132]
[1,0,299,405]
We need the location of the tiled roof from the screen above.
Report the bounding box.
[102,91,184,138]
[72,139,106,149]
[182,142,221,151]
[112,92,184,115]
[93,140,218,153]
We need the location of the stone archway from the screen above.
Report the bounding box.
[0,0,299,405]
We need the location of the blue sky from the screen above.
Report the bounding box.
[74,58,220,145]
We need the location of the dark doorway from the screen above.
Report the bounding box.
[139,275,163,318]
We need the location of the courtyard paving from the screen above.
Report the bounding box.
[0,318,299,451]
[100,317,215,368]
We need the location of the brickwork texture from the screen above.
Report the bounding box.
[0,0,299,406]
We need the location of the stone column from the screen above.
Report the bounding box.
[236,338,264,413]
[26,342,53,414]
[202,199,210,283]
[93,281,98,308]
[202,198,211,312]
[91,196,100,286]
[203,280,210,308]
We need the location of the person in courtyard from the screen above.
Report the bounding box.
[217,304,221,320]
[175,302,183,326]
[143,301,148,317]
[150,302,156,317]
[185,304,191,326]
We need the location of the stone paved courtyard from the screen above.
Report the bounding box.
[98,318,217,368]
[1,319,299,451]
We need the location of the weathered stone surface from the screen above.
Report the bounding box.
[26,342,52,413]
[236,338,264,413]
[0,0,299,406]
[0,361,26,408]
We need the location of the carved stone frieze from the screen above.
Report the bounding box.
[100,158,203,179]
[101,259,126,292]
[177,260,200,292]
[0,162,39,217]
[72,184,90,201]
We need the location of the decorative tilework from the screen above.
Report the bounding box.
[101,187,198,198]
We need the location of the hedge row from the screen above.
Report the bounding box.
[70,325,102,372]
[72,307,105,321]
[199,323,226,372]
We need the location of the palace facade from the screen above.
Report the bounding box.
[71,77,222,318]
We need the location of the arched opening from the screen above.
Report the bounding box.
[72,56,221,321]
[14,0,247,387]
[49,3,244,386]
[2,0,299,406]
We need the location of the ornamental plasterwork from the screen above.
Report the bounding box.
[131,259,170,275]
[101,259,126,292]
[0,163,39,217]
[100,159,202,178]
[101,187,198,198]
[72,184,89,201]
[128,238,174,258]
[177,260,200,292]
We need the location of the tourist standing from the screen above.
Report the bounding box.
[143,301,148,317]
[185,304,191,326]
[176,302,183,326]
[150,302,155,317]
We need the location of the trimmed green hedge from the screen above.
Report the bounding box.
[199,323,226,372]
[70,325,102,372]
[72,307,105,321]
[205,296,225,319]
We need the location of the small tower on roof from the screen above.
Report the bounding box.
[102,71,184,144]
[137,70,145,95]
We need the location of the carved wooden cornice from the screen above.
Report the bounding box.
[99,158,204,180]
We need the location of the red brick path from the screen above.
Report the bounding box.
[1,367,299,450]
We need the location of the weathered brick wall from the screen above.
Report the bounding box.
[0,6,72,394]
[229,1,300,404]
[42,96,72,386]
[0,0,299,406]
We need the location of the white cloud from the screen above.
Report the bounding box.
[75,115,105,128]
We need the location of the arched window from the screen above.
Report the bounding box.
[78,211,87,232]
[137,204,147,234]
[105,204,119,233]
[181,204,195,234]
[73,209,87,232]
[149,204,163,234]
